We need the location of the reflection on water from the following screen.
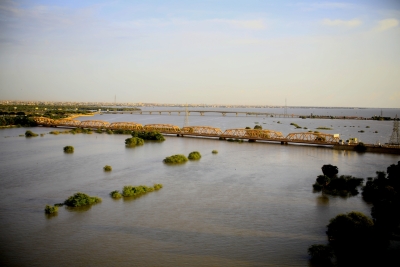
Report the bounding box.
[316,195,330,206]
[0,124,398,266]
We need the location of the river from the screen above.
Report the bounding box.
[0,110,399,266]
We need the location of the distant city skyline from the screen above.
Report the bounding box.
[1,0,399,108]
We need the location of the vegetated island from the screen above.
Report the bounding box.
[312,164,363,197]
[110,184,163,199]
[188,151,201,160]
[25,130,38,137]
[131,131,165,141]
[308,161,400,266]
[63,192,102,207]
[44,205,58,214]
[103,165,112,171]
[125,137,144,147]
[45,192,102,213]
[63,146,74,153]
[163,154,188,164]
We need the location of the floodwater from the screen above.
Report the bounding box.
[0,112,399,266]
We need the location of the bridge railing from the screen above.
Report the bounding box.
[109,122,143,131]
[180,126,223,136]
[285,132,339,143]
[143,124,181,133]
[221,128,284,139]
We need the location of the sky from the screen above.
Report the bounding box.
[0,0,399,107]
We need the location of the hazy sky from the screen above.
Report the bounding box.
[1,0,399,107]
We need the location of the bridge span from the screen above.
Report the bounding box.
[101,110,300,118]
[33,117,342,146]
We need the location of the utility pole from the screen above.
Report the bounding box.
[389,114,399,145]
[184,104,189,127]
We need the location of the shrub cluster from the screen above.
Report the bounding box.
[316,127,333,130]
[227,139,243,143]
[125,137,144,147]
[25,130,38,137]
[64,192,101,207]
[110,184,163,199]
[44,205,58,214]
[132,131,165,141]
[103,165,112,171]
[113,129,132,134]
[163,154,188,164]
[110,190,122,199]
[312,164,363,196]
[63,146,74,153]
[212,150,218,154]
[188,151,201,160]
[290,123,302,129]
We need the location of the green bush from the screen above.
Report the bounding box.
[110,190,122,199]
[132,131,165,141]
[25,130,38,137]
[113,129,132,134]
[106,129,113,134]
[63,146,74,153]
[212,150,218,154]
[316,127,333,130]
[227,138,243,143]
[44,205,58,214]
[103,165,112,171]
[125,137,144,147]
[122,185,154,197]
[153,183,163,190]
[64,192,102,207]
[163,154,188,164]
[290,123,302,129]
[49,131,60,135]
[254,125,262,129]
[188,151,201,160]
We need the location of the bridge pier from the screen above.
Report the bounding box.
[200,112,204,116]
[222,113,226,116]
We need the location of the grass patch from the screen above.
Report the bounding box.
[103,165,112,171]
[212,150,218,154]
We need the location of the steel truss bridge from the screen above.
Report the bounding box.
[33,117,340,146]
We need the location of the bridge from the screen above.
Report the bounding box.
[33,117,341,146]
[101,110,300,118]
